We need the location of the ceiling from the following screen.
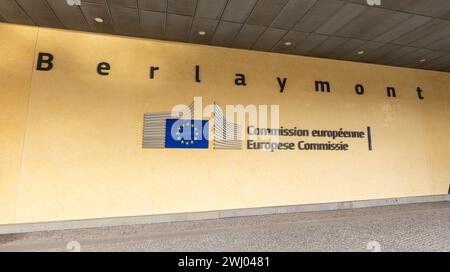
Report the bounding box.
[1,0,450,73]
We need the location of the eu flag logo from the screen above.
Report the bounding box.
[165,119,209,149]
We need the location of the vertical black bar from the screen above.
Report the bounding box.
[367,126,373,151]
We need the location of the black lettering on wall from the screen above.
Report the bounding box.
[355,84,364,95]
[36,53,54,71]
[195,65,201,83]
[30,54,433,103]
[416,87,424,100]
[149,66,159,79]
[97,62,110,76]
[387,87,396,97]
[315,81,330,93]
[235,74,247,86]
[277,77,287,93]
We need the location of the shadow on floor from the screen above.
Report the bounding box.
[0,233,26,245]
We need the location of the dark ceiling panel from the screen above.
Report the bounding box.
[410,24,450,48]
[83,0,106,3]
[434,60,450,70]
[398,0,450,18]
[140,9,165,39]
[308,35,347,57]
[271,0,317,29]
[196,0,226,20]
[426,35,450,52]
[361,43,400,63]
[246,0,290,27]
[392,19,449,46]
[420,50,448,63]
[107,0,138,9]
[375,46,417,65]
[211,21,242,46]
[433,63,450,70]
[291,32,328,55]
[167,0,197,16]
[376,0,413,11]
[231,24,266,49]
[439,9,450,21]
[336,9,410,40]
[165,13,192,41]
[409,52,446,69]
[221,0,258,23]
[189,17,218,44]
[16,0,62,28]
[410,51,448,69]
[0,0,34,25]
[0,0,449,72]
[293,0,344,33]
[46,0,90,31]
[374,15,431,44]
[424,54,450,70]
[343,0,413,11]
[388,48,432,67]
[315,3,366,35]
[344,40,384,61]
[81,3,114,33]
[271,30,308,53]
[109,6,139,36]
[252,27,288,51]
[327,38,366,59]
[139,0,167,12]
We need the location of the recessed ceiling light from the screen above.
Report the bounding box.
[94,17,104,23]
[357,50,365,55]
[284,41,292,46]
[419,58,427,63]
[198,31,206,35]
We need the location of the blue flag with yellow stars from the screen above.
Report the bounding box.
[165,119,209,149]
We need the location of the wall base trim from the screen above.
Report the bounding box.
[1,194,449,234]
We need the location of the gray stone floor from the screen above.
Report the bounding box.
[0,202,449,252]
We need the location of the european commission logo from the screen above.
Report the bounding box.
[143,100,242,150]
[165,119,209,149]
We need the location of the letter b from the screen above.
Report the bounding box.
[36,52,54,71]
